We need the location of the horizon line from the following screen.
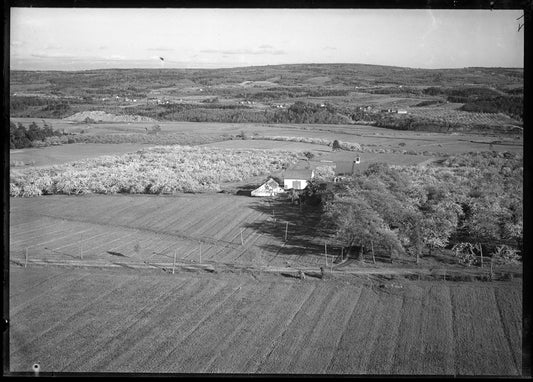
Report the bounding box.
[9,62,525,72]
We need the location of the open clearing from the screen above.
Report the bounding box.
[10,143,155,168]
[9,265,521,374]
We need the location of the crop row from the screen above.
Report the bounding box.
[9,266,522,374]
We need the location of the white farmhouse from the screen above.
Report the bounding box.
[283,169,315,190]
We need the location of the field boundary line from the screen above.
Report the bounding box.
[33,212,234,247]
[324,285,364,372]
[200,281,288,373]
[10,226,95,249]
[45,230,112,252]
[8,267,72,300]
[9,220,73,240]
[181,281,279,373]
[492,287,521,374]
[96,278,226,371]
[145,282,246,371]
[252,282,318,373]
[9,271,93,317]
[61,276,194,371]
[11,275,136,359]
[285,286,352,372]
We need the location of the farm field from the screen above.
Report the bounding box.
[9,265,522,375]
[10,143,156,168]
[9,194,330,270]
[11,118,523,154]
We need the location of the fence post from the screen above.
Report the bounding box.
[324,243,328,266]
[25,248,28,268]
[371,240,376,264]
[199,244,202,263]
[341,247,344,261]
[479,245,484,268]
[80,234,83,260]
[172,250,177,274]
[240,230,244,246]
[285,222,288,241]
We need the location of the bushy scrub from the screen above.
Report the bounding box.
[250,135,361,151]
[10,146,299,197]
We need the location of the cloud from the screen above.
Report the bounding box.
[146,47,175,51]
[200,46,285,56]
[44,43,62,50]
[30,52,77,59]
[323,46,337,51]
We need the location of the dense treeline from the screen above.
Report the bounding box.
[459,95,523,120]
[421,86,523,120]
[128,101,352,124]
[10,96,76,118]
[10,121,64,149]
[316,151,522,262]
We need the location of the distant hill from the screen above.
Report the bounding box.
[10,63,523,91]
[9,64,522,134]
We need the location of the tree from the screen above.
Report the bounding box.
[332,140,341,151]
[321,192,403,261]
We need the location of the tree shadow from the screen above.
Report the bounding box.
[243,197,330,262]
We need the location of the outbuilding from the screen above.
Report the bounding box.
[251,178,285,197]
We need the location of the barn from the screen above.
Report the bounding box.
[251,178,285,197]
[283,169,314,190]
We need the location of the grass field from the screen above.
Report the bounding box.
[10,143,155,168]
[9,265,522,374]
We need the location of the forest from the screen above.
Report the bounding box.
[10,120,66,149]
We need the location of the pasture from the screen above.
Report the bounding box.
[10,143,154,168]
[9,265,521,374]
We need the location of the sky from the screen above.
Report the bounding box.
[10,8,524,71]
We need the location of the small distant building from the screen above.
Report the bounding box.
[396,109,408,114]
[283,169,314,190]
[335,157,362,176]
[251,178,285,197]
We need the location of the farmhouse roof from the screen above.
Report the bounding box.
[283,169,314,180]
[251,178,284,196]
[335,161,357,175]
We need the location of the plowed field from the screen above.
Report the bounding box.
[10,194,326,270]
[8,266,522,375]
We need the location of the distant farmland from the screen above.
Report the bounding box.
[9,266,521,374]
